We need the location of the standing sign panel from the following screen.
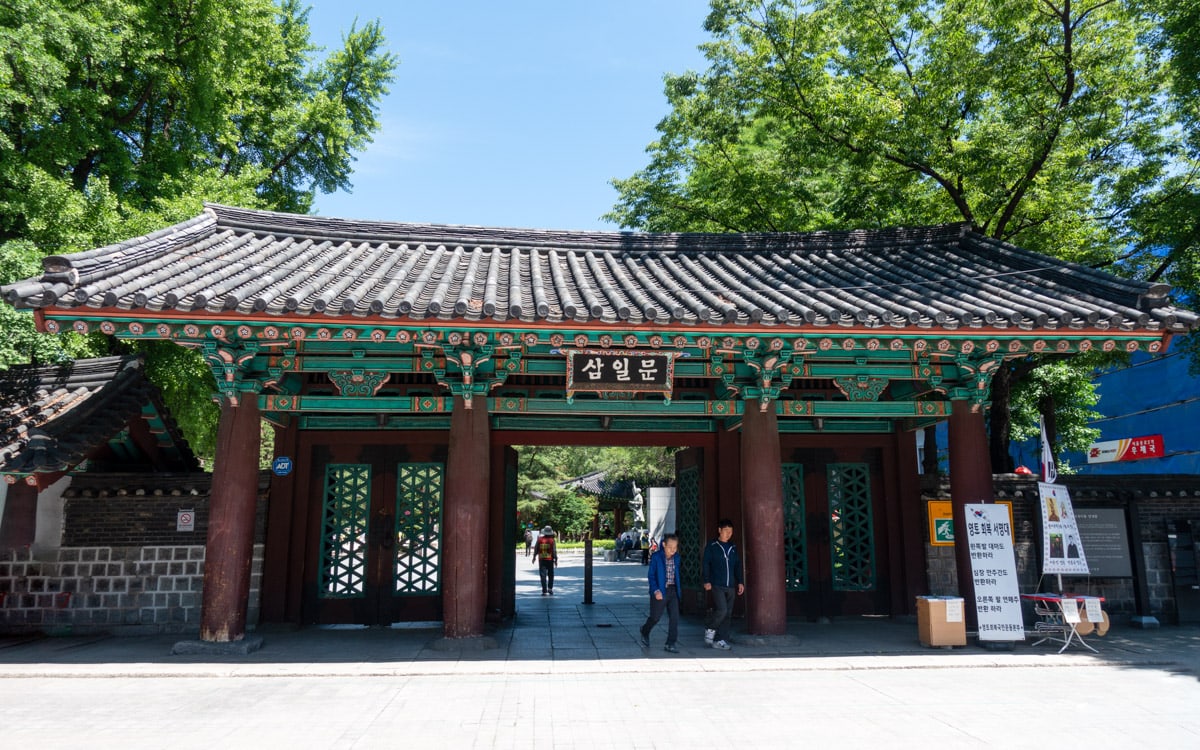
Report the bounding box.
[1038,482,1089,575]
[964,504,1025,641]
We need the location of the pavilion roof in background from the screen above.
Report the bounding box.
[0,356,198,479]
[562,470,636,501]
[3,204,1195,335]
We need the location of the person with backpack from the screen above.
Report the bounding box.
[533,526,558,595]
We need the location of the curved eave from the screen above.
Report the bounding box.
[31,306,1183,345]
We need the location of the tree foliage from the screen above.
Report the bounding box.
[1132,0,1200,373]
[610,0,1196,467]
[0,0,397,461]
[516,446,679,538]
[1009,358,1103,473]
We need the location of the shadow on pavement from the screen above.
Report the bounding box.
[0,552,1197,679]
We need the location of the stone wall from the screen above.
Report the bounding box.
[0,544,263,635]
[0,472,269,635]
[922,474,1200,623]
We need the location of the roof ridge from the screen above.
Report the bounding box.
[206,203,972,252]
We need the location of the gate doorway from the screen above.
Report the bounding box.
[783,445,892,619]
[509,440,693,608]
[303,443,446,626]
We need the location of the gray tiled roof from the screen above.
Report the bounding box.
[0,356,197,475]
[562,470,636,500]
[3,204,1195,332]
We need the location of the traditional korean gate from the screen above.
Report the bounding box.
[783,456,890,619]
[310,457,444,625]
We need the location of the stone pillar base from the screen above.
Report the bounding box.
[429,635,498,651]
[171,635,264,656]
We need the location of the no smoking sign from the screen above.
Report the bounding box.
[177,509,195,532]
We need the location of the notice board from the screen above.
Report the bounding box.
[1074,508,1133,577]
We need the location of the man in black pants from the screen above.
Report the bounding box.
[533,525,558,595]
[639,533,682,653]
[702,518,744,650]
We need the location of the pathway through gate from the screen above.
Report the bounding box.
[510,548,703,658]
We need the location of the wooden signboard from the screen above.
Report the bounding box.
[565,350,675,399]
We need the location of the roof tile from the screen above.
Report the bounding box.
[2,204,1196,333]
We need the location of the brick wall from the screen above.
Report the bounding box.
[922,474,1200,623]
[0,472,269,635]
[62,472,268,547]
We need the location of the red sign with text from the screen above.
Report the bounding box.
[1087,434,1164,464]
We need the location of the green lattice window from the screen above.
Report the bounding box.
[783,463,808,592]
[676,465,702,587]
[319,464,371,598]
[828,463,875,591]
[393,463,444,594]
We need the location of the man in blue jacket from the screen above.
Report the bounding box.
[639,533,682,653]
[702,518,744,650]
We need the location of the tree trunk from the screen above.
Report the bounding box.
[988,366,1015,473]
[922,425,940,476]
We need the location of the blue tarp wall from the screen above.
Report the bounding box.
[1009,339,1200,475]
[924,339,1199,476]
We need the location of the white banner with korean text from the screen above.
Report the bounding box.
[1039,482,1089,575]
[965,503,1025,641]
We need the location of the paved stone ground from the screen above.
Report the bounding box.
[1,551,1198,748]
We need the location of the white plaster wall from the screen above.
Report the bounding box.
[32,475,73,558]
[646,487,676,542]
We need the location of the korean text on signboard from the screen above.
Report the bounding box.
[927,499,1013,547]
[565,350,675,398]
[964,503,1025,641]
[1086,434,1164,464]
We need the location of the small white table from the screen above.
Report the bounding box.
[1022,594,1105,653]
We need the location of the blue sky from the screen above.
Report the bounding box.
[304,2,712,230]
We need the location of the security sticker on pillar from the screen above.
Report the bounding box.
[272,455,294,477]
[177,509,196,532]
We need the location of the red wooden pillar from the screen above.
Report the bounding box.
[0,481,38,552]
[442,397,490,639]
[948,400,993,630]
[741,404,787,635]
[200,396,262,642]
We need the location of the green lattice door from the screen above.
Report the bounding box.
[784,456,888,619]
[311,456,445,626]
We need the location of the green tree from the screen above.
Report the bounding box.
[1129,0,1200,371]
[0,0,397,461]
[515,446,679,537]
[610,0,1191,469]
[594,446,678,487]
[525,480,599,541]
[1009,358,1103,473]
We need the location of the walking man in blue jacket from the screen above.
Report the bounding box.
[702,518,744,650]
[639,533,682,653]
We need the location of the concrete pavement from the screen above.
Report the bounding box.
[1,550,1198,747]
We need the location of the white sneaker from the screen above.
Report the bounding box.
[712,639,731,650]
[704,628,715,645]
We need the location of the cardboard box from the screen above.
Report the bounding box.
[917,596,967,647]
